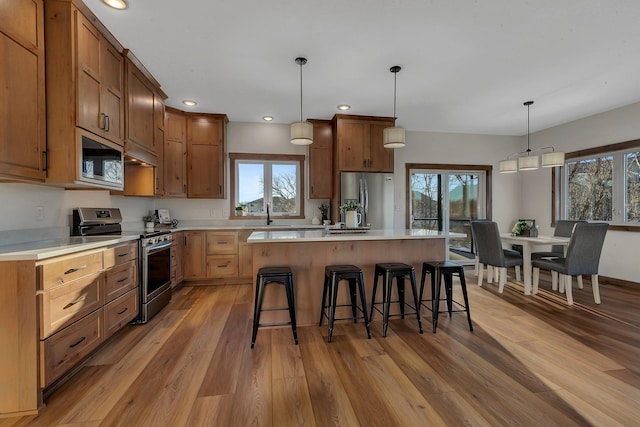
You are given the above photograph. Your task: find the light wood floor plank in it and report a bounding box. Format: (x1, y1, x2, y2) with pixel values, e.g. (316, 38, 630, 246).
(272, 377, 316, 427)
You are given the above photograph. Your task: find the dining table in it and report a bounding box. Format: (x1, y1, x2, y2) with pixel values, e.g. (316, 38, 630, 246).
(499, 233, 570, 295)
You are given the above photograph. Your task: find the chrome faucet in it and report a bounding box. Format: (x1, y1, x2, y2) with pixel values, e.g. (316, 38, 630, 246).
(266, 203, 273, 225)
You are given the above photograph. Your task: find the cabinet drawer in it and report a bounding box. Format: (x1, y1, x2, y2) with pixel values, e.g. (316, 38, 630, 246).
(206, 255, 238, 278)
(104, 241, 138, 268)
(38, 251, 103, 289)
(40, 309, 103, 387)
(104, 289, 138, 339)
(38, 272, 103, 339)
(105, 259, 137, 302)
(206, 232, 237, 255)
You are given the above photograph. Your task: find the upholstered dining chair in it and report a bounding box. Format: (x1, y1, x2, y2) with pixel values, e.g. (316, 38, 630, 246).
(531, 220, 586, 260)
(471, 221, 523, 293)
(532, 222, 608, 305)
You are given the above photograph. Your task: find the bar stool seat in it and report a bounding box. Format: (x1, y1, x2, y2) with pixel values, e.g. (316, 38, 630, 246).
(251, 266, 298, 349)
(369, 263, 423, 337)
(319, 264, 371, 342)
(420, 261, 473, 333)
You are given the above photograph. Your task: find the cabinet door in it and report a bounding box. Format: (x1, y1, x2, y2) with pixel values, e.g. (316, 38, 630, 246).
(183, 231, 205, 279)
(187, 115, 223, 146)
(308, 120, 333, 198)
(337, 119, 368, 171)
(368, 121, 394, 172)
(164, 138, 187, 197)
(75, 13, 103, 136)
(100, 41, 124, 144)
(187, 144, 224, 198)
(126, 62, 156, 161)
(0, 0, 46, 181)
(164, 109, 186, 197)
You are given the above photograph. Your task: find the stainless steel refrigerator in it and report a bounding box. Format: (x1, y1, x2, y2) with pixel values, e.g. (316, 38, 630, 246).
(340, 172, 394, 229)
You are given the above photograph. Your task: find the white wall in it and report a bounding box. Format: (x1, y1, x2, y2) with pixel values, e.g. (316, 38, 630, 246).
(521, 101, 640, 282)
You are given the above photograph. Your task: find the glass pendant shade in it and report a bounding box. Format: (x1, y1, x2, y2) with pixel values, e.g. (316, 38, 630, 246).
(518, 155, 539, 170)
(383, 126, 406, 148)
(499, 159, 518, 173)
(542, 151, 565, 167)
(290, 121, 313, 145)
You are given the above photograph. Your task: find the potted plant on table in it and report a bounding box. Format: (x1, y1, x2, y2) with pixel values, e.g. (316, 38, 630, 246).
(340, 201, 363, 228)
(142, 214, 155, 230)
(235, 204, 247, 216)
(318, 202, 329, 222)
(512, 219, 531, 236)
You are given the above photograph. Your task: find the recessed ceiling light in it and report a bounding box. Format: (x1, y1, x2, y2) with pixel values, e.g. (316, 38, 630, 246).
(337, 104, 351, 111)
(182, 100, 197, 107)
(103, 0, 127, 10)
(263, 116, 274, 121)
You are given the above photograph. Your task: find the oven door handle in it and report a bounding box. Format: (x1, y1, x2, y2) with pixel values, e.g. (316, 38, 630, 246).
(145, 240, 172, 255)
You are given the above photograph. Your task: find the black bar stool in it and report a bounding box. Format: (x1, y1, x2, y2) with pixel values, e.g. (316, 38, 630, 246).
(369, 263, 423, 337)
(251, 266, 298, 349)
(319, 265, 371, 343)
(420, 261, 473, 333)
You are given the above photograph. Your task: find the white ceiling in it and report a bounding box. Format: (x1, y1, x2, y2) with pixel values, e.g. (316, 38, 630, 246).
(84, 0, 640, 136)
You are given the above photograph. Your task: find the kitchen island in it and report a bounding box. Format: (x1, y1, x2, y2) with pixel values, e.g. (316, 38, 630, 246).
(247, 229, 452, 327)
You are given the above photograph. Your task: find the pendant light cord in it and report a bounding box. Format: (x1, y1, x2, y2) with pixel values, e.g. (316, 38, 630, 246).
(393, 71, 397, 119)
(299, 61, 303, 122)
(525, 100, 533, 154)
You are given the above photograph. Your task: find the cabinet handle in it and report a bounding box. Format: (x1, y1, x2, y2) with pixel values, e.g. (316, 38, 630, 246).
(183, 235, 187, 245)
(100, 113, 106, 130)
(64, 265, 87, 275)
(106, 115, 110, 132)
(117, 307, 128, 315)
(117, 252, 129, 257)
(69, 336, 87, 348)
(64, 295, 86, 308)
(42, 151, 48, 171)
(219, 185, 222, 195)
(117, 277, 128, 283)
(183, 184, 187, 193)
(217, 241, 228, 245)
(217, 264, 228, 268)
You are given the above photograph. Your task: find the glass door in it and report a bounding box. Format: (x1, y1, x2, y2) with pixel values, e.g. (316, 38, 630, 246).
(410, 169, 485, 262)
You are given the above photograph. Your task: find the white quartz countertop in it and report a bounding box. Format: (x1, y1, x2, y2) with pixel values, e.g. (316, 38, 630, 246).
(0, 235, 140, 261)
(0, 225, 325, 261)
(247, 228, 453, 243)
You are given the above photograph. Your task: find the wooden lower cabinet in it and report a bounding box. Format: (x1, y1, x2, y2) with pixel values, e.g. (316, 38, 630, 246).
(171, 231, 184, 287)
(40, 308, 103, 387)
(183, 231, 206, 280)
(103, 289, 138, 339)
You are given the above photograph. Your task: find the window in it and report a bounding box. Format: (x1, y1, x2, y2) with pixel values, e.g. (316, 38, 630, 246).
(230, 153, 305, 218)
(556, 139, 640, 230)
(407, 163, 491, 261)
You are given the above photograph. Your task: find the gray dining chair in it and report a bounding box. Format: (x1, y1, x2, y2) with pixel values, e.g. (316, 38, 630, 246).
(532, 222, 608, 305)
(471, 221, 523, 293)
(531, 220, 585, 260)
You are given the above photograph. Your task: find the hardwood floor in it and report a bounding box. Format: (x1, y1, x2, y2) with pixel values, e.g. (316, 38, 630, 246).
(2, 271, 639, 426)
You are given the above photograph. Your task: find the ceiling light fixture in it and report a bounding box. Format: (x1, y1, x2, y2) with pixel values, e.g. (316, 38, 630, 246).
(263, 116, 274, 121)
(383, 65, 405, 148)
(182, 100, 197, 107)
(102, 0, 127, 10)
(290, 57, 313, 145)
(337, 104, 351, 111)
(499, 101, 565, 173)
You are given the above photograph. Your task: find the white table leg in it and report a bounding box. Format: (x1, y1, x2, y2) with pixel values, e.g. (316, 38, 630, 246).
(522, 242, 532, 295)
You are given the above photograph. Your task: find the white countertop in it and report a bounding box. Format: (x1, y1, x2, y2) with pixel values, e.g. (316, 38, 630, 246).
(0, 235, 139, 261)
(247, 228, 452, 243)
(0, 225, 324, 261)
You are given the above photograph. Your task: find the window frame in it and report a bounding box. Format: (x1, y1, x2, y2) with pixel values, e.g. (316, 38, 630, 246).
(552, 138, 640, 232)
(229, 153, 306, 219)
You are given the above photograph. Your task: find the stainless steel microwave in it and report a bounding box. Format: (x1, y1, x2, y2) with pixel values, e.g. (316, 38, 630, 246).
(76, 128, 124, 190)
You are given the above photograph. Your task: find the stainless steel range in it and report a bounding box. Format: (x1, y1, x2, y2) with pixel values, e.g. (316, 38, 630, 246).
(72, 207, 173, 323)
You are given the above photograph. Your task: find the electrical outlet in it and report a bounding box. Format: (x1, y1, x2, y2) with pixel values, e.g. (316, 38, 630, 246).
(36, 206, 44, 221)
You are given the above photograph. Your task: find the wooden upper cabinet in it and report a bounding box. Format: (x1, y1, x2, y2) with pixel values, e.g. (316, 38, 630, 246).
(124, 50, 158, 165)
(75, 12, 124, 144)
(164, 108, 187, 197)
(334, 115, 394, 172)
(153, 89, 166, 195)
(308, 119, 333, 199)
(186, 113, 228, 198)
(0, 0, 46, 181)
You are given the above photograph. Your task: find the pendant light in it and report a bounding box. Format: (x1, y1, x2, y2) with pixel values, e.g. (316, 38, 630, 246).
(383, 65, 406, 148)
(518, 101, 539, 170)
(290, 57, 313, 145)
(499, 100, 565, 173)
